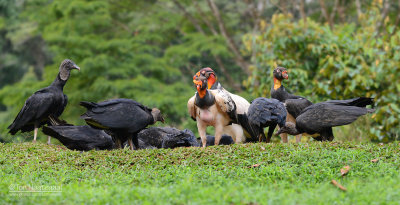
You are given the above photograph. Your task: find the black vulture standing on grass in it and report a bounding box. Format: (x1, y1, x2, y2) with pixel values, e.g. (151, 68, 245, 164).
(80, 99, 165, 150)
(276, 97, 375, 141)
(247, 98, 287, 142)
(202, 134, 234, 146)
(8, 59, 80, 144)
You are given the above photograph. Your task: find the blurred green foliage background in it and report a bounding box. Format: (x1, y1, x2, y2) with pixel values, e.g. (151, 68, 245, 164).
(0, 0, 398, 142)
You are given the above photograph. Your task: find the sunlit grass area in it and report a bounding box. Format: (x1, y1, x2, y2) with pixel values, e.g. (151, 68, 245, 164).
(1, 141, 399, 204)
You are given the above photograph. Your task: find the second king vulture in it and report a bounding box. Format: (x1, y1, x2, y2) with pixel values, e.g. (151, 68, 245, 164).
(188, 75, 245, 147)
(193, 68, 258, 142)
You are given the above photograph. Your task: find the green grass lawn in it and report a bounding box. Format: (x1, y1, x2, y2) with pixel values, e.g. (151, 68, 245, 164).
(0, 141, 399, 204)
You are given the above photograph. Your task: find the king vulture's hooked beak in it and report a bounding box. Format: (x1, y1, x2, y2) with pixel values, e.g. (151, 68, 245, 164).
(282, 70, 288, 79)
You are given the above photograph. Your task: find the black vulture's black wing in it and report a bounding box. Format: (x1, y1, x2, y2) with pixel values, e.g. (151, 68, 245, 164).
(248, 98, 287, 128)
(54, 94, 68, 117)
(285, 98, 313, 119)
(8, 88, 61, 134)
(296, 103, 373, 133)
(80, 99, 153, 132)
(43, 125, 114, 151)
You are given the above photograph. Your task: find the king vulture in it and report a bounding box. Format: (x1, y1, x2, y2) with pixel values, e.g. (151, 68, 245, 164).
(193, 68, 258, 142)
(270, 67, 312, 143)
(188, 75, 246, 147)
(8, 59, 80, 144)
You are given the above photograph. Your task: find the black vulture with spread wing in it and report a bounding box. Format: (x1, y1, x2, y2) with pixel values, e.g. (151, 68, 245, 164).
(277, 97, 375, 141)
(247, 98, 287, 142)
(43, 124, 199, 151)
(80, 99, 164, 150)
(42, 125, 114, 151)
(8, 59, 80, 144)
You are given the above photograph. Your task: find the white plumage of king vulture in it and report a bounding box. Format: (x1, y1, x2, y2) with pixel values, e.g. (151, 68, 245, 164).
(188, 75, 246, 147)
(191, 68, 258, 143)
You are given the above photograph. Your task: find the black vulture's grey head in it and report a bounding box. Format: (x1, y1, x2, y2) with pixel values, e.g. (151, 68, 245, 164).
(151, 108, 165, 124)
(59, 59, 80, 80)
(60, 59, 80, 71)
(276, 122, 299, 136)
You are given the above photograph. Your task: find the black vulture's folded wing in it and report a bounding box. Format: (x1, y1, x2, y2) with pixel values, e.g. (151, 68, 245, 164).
(297, 103, 374, 133)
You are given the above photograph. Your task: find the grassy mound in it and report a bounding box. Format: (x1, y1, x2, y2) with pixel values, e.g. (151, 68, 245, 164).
(1, 142, 399, 204)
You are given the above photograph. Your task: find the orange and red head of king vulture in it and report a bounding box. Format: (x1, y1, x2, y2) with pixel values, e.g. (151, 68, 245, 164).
(273, 67, 289, 80)
(193, 74, 208, 98)
(194, 67, 217, 89)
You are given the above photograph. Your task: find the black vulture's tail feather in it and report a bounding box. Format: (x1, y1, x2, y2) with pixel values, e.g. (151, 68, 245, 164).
(237, 114, 259, 141)
(79, 101, 98, 109)
(48, 116, 73, 126)
(7, 106, 30, 135)
(325, 97, 374, 107)
(8, 127, 18, 135)
(348, 97, 374, 107)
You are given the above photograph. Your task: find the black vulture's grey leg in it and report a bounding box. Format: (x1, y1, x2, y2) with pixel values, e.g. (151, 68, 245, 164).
(33, 126, 38, 143)
(295, 134, 302, 143)
(47, 136, 51, 145)
(115, 138, 122, 149)
(281, 134, 288, 143)
(128, 137, 134, 150)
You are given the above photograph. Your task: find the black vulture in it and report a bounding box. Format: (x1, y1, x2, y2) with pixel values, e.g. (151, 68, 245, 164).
(7, 59, 80, 144)
(202, 135, 234, 146)
(270, 67, 312, 143)
(135, 127, 200, 149)
(247, 98, 287, 143)
(42, 125, 114, 151)
(276, 97, 375, 141)
(80, 99, 164, 150)
(43, 125, 199, 151)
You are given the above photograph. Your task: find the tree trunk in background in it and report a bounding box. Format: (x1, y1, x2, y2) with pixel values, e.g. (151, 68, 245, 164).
(207, 0, 250, 75)
(376, 0, 390, 36)
(329, 0, 339, 26)
(390, 0, 400, 35)
(246, 0, 265, 64)
(337, 0, 346, 23)
(173, 0, 242, 91)
(319, 0, 334, 30)
(355, 0, 362, 18)
(298, 0, 307, 25)
(194, 2, 219, 35)
(279, 0, 288, 14)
